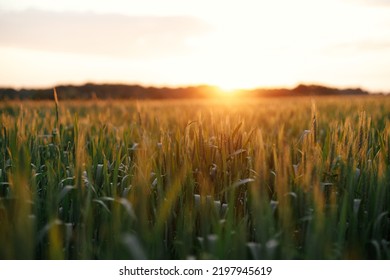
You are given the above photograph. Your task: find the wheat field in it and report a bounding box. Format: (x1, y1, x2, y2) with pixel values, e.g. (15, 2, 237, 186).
(0, 96, 389, 259)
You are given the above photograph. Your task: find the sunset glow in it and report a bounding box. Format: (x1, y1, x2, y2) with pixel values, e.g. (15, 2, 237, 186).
(0, 0, 390, 91)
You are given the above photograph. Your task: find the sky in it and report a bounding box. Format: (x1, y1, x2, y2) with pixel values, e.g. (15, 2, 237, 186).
(0, 0, 389, 92)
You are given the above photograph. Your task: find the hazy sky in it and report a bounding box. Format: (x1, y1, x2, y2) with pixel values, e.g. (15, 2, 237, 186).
(0, 0, 389, 91)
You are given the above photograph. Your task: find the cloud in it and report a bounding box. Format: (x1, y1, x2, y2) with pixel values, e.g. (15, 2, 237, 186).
(368, 0, 390, 5)
(347, 0, 390, 7)
(328, 40, 390, 54)
(0, 10, 211, 58)
(357, 41, 390, 51)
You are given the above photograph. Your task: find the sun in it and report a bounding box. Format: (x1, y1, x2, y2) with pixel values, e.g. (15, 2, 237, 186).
(220, 88, 239, 97)
(212, 79, 244, 96)
(213, 86, 240, 99)
(213, 80, 251, 97)
(213, 77, 247, 92)
(218, 84, 239, 93)
(211, 74, 259, 94)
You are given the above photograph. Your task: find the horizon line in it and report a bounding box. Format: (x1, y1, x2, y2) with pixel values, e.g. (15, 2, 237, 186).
(1, 81, 387, 94)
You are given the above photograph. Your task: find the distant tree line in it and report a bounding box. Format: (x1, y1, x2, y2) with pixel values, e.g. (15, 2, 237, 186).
(250, 84, 371, 97)
(0, 83, 372, 101)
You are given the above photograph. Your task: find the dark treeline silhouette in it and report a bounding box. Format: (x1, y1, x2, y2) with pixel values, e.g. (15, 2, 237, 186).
(0, 84, 217, 100)
(0, 83, 374, 101)
(248, 84, 372, 97)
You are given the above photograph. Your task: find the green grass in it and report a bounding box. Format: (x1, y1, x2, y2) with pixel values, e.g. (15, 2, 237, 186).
(0, 96, 389, 259)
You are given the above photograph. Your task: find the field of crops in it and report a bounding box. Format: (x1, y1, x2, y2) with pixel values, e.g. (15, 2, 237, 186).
(0, 96, 389, 259)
